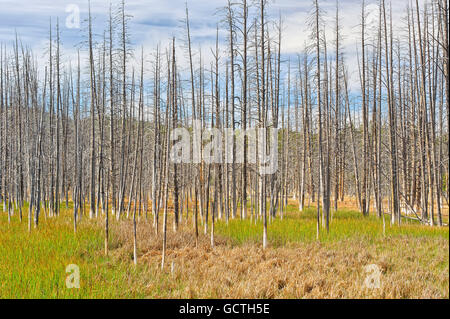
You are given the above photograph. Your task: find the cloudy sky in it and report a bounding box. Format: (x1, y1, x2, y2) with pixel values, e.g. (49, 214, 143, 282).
(0, 0, 423, 91)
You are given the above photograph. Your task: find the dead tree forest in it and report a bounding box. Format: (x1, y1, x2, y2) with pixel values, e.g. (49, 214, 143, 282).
(0, 0, 448, 265)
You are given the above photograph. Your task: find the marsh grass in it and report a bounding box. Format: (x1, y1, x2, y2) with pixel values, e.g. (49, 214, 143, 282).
(0, 206, 156, 298)
(0, 201, 448, 298)
(215, 205, 449, 246)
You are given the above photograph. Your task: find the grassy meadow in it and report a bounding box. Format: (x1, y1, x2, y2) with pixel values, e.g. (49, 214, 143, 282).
(0, 201, 448, 298)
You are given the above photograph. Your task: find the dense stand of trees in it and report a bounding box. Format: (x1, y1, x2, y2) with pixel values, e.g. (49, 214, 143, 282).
(0, 0, 448, 266)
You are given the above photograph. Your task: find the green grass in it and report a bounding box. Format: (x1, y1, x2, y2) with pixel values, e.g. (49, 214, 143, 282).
(0, 206, 159, 298)
(0, 202, 448, 298)
(215, 205, 449, 246)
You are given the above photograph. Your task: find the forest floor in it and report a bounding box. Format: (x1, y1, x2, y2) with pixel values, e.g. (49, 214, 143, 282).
(0, 200, 448, 298)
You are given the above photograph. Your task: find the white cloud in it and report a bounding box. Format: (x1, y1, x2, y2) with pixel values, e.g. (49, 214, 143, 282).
(0, 0, 428, 92)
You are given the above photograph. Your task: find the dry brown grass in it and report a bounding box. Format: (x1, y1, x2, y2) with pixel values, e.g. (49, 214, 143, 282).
(108, 216, 449, 299)
(300, 196, 449, 221)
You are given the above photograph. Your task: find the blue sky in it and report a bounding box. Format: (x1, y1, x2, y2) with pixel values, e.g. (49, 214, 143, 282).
(0, 0, 423, 92)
